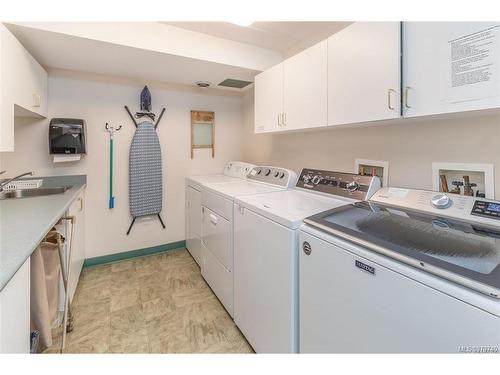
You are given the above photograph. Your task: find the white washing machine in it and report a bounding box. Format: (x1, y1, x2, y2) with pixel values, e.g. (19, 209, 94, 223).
(185, 161, 254, 265)
(233, 169, 381, 352)
(201, 166, 298, 317)
(300, 187, 500, 352)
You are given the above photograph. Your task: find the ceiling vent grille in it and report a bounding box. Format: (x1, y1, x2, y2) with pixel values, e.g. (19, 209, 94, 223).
(218, 79, 253, 89)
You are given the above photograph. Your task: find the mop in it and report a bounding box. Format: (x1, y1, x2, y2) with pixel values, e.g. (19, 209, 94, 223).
(105, 123, 122, 208)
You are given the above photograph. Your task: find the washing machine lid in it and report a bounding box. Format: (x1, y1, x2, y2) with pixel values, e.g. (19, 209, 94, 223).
(304, 201, 500, 298)
(185, 161, 255, 189)
(186, 174, 240, 189)
(236, 190, 354, 229)
(203, 180, 285, 200)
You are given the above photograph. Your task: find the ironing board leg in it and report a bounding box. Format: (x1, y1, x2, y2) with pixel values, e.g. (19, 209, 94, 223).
(126, 217, 136, 235)
(157, 214, 166, 229)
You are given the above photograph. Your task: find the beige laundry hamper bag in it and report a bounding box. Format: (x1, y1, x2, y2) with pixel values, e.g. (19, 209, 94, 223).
(30, 232, 62, 352)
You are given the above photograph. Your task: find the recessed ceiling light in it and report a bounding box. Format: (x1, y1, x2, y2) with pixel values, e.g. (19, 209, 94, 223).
(195, 81, 211, 88)
(229, 20, 254, 27)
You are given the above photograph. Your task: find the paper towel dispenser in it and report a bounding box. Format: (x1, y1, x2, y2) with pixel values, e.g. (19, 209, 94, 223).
(49, 118, 86, 155)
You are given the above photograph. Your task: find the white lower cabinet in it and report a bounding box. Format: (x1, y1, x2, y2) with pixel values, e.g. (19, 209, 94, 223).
(328, 22, 401, 126)
(67, 191, 85, 301)
(403, 22, 500, 118)
(0, 260, 30, 353)
(185, 185, 202, 266)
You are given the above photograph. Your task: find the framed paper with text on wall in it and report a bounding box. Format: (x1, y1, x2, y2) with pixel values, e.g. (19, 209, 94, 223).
(191, 111, 215, 159)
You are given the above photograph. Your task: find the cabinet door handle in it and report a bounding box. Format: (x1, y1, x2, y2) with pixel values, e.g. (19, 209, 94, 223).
(209, 213, 218, 226)
(278, 113, 281, 127)
(283, 113, 286, 127)
(387, 89, 396, 111)
(404, 86, 412, 108)
(79, 197, 84, 212)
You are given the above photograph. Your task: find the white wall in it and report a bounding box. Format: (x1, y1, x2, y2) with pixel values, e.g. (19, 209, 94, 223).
(1, 71, 244, 258)
(242, 88, 500, 199)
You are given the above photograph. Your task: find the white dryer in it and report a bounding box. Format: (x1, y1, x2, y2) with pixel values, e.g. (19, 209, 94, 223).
(185, 161, 254, 265)
(300, 187, 500, 352)
(233, 169, 381, 353)
(201, 166, 297, 318)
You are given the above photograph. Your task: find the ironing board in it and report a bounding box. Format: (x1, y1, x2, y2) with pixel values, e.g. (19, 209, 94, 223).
(125, 105, 166, 234)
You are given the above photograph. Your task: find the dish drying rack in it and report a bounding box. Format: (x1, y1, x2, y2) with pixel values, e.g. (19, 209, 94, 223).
(1, 179, 43, 191)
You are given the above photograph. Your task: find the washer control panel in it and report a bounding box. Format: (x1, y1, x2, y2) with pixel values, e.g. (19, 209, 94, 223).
(471, 200, 500, 219)
(296, 168, 381, 200)
(223, 161, 255, 178)
(247, 166, 298, 188)
(371, 187, 500, 226)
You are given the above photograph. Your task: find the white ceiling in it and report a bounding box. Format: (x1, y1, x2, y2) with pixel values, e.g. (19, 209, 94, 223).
(6, 23, 268, 91)
(6, 22, 352, 91)
(165, 22, 352, 55)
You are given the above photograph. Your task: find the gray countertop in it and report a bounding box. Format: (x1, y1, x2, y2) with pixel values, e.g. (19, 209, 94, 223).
(0, 175, 86, 291)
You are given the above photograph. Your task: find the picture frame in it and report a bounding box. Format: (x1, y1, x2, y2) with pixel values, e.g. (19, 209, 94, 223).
(190, 110, 215, 159)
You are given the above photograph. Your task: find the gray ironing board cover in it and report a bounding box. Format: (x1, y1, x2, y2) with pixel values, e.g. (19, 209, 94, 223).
(129, 121, 162, 217)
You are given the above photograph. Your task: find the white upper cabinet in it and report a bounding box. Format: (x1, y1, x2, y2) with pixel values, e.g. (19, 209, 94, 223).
(403, 22, 500, 118)
(283, 40, 328, 131)
(328, 22, 401, 126)
(0, 24, 47, 151)
(254, 62, 284, 133)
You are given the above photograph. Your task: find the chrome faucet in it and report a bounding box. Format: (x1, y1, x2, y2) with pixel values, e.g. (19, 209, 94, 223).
(0, 171, 34, 192)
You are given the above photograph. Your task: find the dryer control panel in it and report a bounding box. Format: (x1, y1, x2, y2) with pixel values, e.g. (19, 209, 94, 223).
(296, 169, 381, 200)
(247, 166, 298, 188)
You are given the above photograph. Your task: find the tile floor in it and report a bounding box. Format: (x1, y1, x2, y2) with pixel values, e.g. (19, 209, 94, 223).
(44, 248, 254, 354)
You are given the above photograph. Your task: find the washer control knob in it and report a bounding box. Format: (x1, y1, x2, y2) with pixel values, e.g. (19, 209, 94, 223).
(311, 175, 323, 185)
(302, 174, 312, 184)
(302, 241, 312, 255)
(280, 172, 285, 179)
(346, 181, 359, 192)
(264, 168, 271, 176)
(274, 171, 280, 177)
(431, 193, 452, 209)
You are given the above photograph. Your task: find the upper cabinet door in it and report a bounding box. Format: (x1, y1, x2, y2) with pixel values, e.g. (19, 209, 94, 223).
(403, 22, 500, 118)
(254, 62, 283, 133)
(283, 40, 328, 131)
(328, 22, 401, 126)
(0, 25, 48, 151)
